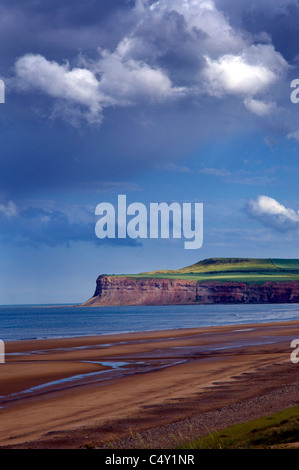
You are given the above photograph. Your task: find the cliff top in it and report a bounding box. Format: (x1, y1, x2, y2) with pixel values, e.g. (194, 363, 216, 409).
(111, 258, 299, 284)
(144, 258, 299, 275)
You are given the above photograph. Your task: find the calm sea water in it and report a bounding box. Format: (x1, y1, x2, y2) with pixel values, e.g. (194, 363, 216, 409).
(1, 303, 299, 342)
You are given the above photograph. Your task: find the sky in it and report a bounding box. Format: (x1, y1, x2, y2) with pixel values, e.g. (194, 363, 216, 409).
(1, 0, 299, 304)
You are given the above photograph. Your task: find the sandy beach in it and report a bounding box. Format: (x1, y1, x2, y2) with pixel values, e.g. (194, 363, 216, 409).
(0, 319, 299, 448)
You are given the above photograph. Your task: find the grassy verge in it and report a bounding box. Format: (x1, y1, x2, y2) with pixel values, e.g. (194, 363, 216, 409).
(179, 405, 299, 449)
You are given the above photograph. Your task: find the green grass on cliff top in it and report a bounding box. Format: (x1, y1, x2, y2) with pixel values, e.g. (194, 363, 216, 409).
(115, 258, 299, 284)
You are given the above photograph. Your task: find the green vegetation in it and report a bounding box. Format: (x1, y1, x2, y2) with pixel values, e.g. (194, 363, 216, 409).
(180, 405, 299, 449)
(115, 258, 299, 284)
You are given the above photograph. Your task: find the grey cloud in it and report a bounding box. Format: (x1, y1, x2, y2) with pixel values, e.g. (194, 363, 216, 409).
(0, 201, 142, 247)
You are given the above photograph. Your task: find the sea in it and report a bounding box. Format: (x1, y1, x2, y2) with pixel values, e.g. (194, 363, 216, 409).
(1, 303, 299, 342)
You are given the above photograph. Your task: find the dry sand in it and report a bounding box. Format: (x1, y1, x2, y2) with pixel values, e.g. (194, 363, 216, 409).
(0, 320, 299, 448)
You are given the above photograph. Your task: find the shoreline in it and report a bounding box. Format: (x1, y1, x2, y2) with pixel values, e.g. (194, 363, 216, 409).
(3, 315, 299, 344)
(2, 301, 299, 343)
(1, 319, 299, 448)
(5, 317, 299, 345)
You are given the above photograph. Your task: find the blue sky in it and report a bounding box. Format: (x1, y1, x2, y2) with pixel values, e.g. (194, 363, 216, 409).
(1, 0, 299, 304)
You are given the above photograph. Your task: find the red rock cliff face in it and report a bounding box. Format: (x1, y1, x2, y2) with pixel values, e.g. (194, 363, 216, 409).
(82, 275, 299, 306)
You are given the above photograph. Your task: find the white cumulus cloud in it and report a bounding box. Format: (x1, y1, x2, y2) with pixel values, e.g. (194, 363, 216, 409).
(0, 201, 17, 218)
(94, 50, 184, 104)
(15, 54, 105, 124)
(287, 130, 299, 142)
(245, 195, 299, 232)
(14, 51, 182, 124)
(202, 44, 287, 98)
(244, 98, 276, 116)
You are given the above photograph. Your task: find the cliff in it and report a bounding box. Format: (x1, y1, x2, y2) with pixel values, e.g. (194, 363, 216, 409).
(82, 258, 299, 307)
(83, 276, 299, 306)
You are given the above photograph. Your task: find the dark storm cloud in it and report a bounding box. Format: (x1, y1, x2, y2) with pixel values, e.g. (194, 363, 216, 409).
(216, 0, 299, 62)
(0, 201, 141, 247)
(3, 0, 131, 25)
(0, 0, 133, 72)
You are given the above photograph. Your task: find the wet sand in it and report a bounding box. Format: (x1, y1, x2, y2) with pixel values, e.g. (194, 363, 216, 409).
(0, 320, 299, 448)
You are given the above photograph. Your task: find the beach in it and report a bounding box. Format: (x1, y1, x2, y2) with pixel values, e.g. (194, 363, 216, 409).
(0, 319, 299, 448)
